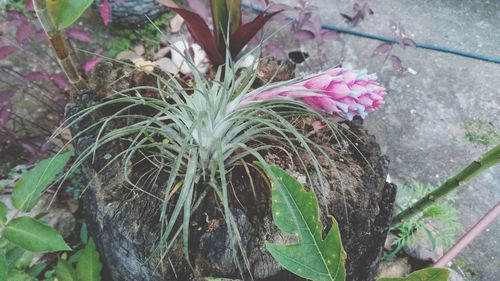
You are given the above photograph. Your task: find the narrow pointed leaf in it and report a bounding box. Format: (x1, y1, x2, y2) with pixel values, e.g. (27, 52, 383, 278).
(226, 0, 242, 35)
(211, 0, 229, 51)
(377, 268, 450, 281)
(230, 10, 281, 58)
(170, 7, 224, 66)
(3, 217, 71, 253)
(47, 0, 94, 29)
(261, 165, 346, 281)
(12, 151, 73, 211)
(76, 238, 102, 281)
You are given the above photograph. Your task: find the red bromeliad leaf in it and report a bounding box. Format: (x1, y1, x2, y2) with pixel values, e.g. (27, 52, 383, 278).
(230, 10, 281, 58)
(170, 7, 224, 66)
(84, 57, 103, 74)
(0, 45, 17, 60)
(67, 27, 92, 43)
(24, 71, 47, 82)
(187, 0, 209, 20)
(16, 21, 33, 44)
(0, 103, 12, 129)
(100, 0, 111, 26)
(293, 30, 315, 41)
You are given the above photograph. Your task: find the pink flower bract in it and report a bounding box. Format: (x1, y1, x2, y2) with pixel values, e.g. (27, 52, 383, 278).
(242, 68, 387, 121)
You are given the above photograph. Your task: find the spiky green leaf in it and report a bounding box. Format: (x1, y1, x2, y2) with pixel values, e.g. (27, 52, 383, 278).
(47, 0, 94, 29)
(12, 151, 72, 212)
(76, 238, 102, 281)
(262, 165, 346, 281)
(3, 217, 71, 253)
(377, 268, 450, 281)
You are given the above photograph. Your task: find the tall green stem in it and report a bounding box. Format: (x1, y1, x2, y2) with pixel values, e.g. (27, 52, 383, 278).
(33, 0, 88, 92)
(391, 144, 500, 227)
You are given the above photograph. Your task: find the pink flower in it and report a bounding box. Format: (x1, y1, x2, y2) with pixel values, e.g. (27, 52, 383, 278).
(241, 68, 387, 121)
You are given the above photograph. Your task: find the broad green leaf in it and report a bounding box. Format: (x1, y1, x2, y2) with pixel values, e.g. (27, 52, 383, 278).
(46, 0, 94, 29)
(12, 151, 72, 211)
(0, 202, 7, 226)
(3, 217, 71, 253)
(27, 262, 47, 277)
(377, 268, 450, 281)
(76, 238, 102, 281)
(7, 270, 35, 281)
(5, 245, 25, 269)
(56, 259, 77, 281)
(0, 252, 7, 281)
(261, 165, 346, 281)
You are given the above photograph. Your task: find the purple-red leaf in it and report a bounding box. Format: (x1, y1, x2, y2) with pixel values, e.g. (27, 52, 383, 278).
(16, 21, 33, 44)
(230, 10, 281, 58)
(0, 90, 15, 103)
(24, 71, 47, 82)
(84, 57, 103, 74)
(67, 27, 92, 43)
(0, 103, 12, 128)
(50, 73, 70, 90)
(402, 38, 416, 48)
(372, 42, 392, 57)
(0, 45, 17, 60)
(26, 0, 34, 11)
(293, 30, 315, 41)
(269, 3, 292, 11)
(264, 43, 287, 60)
(321, 30, 339, 40)
(100, 0, 111, 26)
(390, 55, 403, 74)
(170, 7, 224, 66)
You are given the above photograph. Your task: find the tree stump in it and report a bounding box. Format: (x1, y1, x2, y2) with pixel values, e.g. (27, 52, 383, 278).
(94, 0, 167, 26)
(70, 62, 396, 281)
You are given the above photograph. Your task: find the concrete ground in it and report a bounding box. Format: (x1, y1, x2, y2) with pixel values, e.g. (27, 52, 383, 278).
(275, 0, 499, 279)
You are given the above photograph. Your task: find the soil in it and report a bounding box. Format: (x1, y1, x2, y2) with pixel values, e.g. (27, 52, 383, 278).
(70, 60, 395, 281)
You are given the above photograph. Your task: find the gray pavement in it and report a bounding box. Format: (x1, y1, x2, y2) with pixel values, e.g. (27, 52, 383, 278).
(275, 0, 499, 279)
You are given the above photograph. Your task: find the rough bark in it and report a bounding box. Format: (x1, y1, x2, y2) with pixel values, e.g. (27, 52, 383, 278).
(70, 62, 396, 281)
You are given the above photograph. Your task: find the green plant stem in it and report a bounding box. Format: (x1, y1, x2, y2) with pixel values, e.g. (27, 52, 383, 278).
(391, 144, 500, 227)
(33, 0, 88, 92)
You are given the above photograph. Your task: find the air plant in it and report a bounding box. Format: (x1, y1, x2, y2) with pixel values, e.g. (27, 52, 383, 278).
(165, 0, 280, 67)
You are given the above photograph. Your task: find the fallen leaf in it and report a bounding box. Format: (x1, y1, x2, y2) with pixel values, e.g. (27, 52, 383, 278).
(156, 57, 179, 74)
(116, 50, 141, 61)
(134, 44, 145, 56)
(170, 14, 184, 33)
(155, 47, 171, 59)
